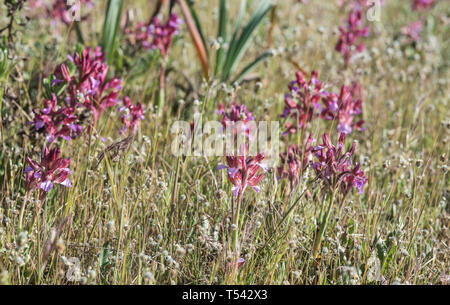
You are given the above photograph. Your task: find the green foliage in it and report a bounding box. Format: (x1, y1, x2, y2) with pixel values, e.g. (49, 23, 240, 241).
(188, 0, 273, 82)
(101, 0, 124, 64)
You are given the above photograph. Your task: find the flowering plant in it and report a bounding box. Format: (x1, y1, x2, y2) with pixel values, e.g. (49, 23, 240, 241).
(335, 8, 370, 68)
(277, 134, 314, 189)
(119, 96, 144, 135)
(217, 102, 255, 138)
(401, 20, 423, 42)
(412, 0, 436, 11)
(25, 147, 72, 200)
(310, 132, 367, 258)
(320, 82, 365, 134)
(217, 146, 267, 198)
(281, 71, 325, 136)
(125, 14, 183, 56)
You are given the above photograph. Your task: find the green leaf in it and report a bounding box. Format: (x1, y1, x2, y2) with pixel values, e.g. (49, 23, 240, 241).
(231, 50, 272, 83)
(229, 0, 247, 50)
(348, 219, 355, 235)
(214, 0, 228, 76)
(382, 245, 397, 275)
(101, 0, 123, 64)
(222, 0, 272, 81)
(99, 241, 111, 269)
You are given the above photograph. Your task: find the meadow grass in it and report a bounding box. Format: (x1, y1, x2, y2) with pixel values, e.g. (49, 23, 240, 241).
(0, 0, 448, 285)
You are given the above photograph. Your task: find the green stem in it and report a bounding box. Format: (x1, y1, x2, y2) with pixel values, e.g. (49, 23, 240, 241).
(312, 187, 336, 258)
(232, 192, 243, 252)
(158, 60, 166, 117)
(18, 193, 28, 231)
(74, 22, 85, 45)
(230, 192, 243, 283)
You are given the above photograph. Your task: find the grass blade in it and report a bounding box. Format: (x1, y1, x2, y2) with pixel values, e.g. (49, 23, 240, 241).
(231, 50, 272, 83)
(222, 0, 272, 81)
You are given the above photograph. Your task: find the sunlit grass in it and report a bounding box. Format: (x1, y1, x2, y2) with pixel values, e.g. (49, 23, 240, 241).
(0, 0, 448, 285)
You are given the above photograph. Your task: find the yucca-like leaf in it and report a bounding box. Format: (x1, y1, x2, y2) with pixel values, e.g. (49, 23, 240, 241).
(231, 50, 273, 83)
(101, 0, 123, 64)
(222, 0, 273, 81)
(214, 0, 227, 76)
(229, 0, 248, 52)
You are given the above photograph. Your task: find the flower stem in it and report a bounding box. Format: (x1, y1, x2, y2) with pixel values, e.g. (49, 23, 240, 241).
(158, 60, 166, 117)
(232, 192, 243, 252)
(230, 192, 243, 283)
(312, 187, 336, 258)
(18, 193, 28, 231)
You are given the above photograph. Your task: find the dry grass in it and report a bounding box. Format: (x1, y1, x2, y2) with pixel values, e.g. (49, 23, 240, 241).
(0, 0, 448, 285)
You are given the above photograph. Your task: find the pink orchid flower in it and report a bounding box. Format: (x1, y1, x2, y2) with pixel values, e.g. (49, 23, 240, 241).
(25, 147, 72, 200)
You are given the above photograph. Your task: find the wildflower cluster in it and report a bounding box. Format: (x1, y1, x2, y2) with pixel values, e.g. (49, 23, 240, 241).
(281, 72, 365, 137)
(312, 133, 367, 195)
(412, 0, 436, 11)
(29, 0, 93, 25)
(397, 0, 437, 45)
(320, 82, 365, 134)
(217, 145, 267, 198)
(26, 47, 144, 199)
(277, 76, 367, 191)
(277, 135, 314, 188)
(281, 71, 324, 136)
(119, 96, 144, 135)
(126, 14, 183, 57)
(217, 102, 255, 137)
(335, 7, 370, 68)
(60, 47, 122, 125)
(401, 21, 423, 42)
(25, 147, 72, 200)
(31, 93, 81, 143)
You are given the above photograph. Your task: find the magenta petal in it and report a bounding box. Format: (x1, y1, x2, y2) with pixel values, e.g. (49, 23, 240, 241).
(259, 163, 269, 173)
(231, 186, 239, 197)
(60, 178, 72, 188)
(228, 167, 239, 178)
(216, 164, 227, 171)
(40, 180, 54, 192)
(252, 186, 260, 193)
(35, 121, 45, 130)
(337, 124, 352, 134)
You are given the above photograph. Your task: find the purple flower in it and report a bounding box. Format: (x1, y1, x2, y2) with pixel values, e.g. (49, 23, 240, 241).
(48, 0, 93, 25)
(412, 0, 436, 11)
(125, 14, 182, 57)
(31, 94, 81, 143)
(217, 102, 255, 138)
(401, 20, 423, 42)
(281, 70, 324, 136)
(217, 145, 267, 197)
(25, 147, 72, 200)
(335, 8, 370, 68)
(312, 133, 367, 196)
(320, 82, 365, 135)
(63, 47, 122, 126)
(119, 96, 144, 135)
(277, 134, 314, 188)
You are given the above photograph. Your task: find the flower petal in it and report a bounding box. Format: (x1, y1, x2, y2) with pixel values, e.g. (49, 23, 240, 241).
(216, 164, 227, 171)
(40, 180, 54, 192)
